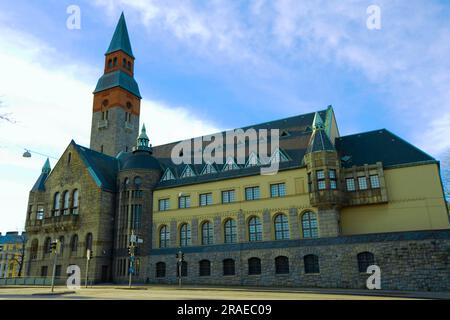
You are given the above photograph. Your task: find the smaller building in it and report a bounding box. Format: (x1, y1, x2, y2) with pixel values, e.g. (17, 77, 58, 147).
(0, 232, 27, 278)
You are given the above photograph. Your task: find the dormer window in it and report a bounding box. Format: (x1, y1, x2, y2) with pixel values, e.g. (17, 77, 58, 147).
(181, 165, 196, 178)
(222, 157, 239, 171)
(201, 163, 217, 175)
(161, 168, 175, 182)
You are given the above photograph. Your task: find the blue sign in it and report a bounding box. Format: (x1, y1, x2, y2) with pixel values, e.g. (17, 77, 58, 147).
(129, 267, 135, 274)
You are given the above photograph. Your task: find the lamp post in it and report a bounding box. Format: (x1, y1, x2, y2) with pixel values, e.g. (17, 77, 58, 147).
(22, 149, 57, 160)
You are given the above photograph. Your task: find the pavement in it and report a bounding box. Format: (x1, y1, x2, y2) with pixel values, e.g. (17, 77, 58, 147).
(0, 284, 449, 300)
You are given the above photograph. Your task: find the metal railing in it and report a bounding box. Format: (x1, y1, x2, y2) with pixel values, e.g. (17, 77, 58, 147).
(0, 277, 67, 286)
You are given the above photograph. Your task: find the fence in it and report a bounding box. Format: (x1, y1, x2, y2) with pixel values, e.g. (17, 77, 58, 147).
(0, 277, 68, 286)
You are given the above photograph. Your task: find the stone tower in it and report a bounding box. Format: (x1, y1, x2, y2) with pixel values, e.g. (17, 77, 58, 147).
(90, 13, 142, 157)
(304, 112, 343, 237)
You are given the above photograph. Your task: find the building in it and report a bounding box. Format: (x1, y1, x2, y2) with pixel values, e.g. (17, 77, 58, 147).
(0, 232, 26, 278)
(24, 13, 450, 291)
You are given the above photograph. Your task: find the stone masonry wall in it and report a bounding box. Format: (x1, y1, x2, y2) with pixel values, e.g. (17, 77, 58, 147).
(146, 230, 450, 292)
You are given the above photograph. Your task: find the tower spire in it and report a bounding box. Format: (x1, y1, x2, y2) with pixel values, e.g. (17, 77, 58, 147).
(134, 124, 152, 153)
(106, 12, 134, 58)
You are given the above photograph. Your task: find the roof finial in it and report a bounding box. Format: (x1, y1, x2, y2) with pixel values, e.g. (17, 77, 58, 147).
(134, 123, 152, 153)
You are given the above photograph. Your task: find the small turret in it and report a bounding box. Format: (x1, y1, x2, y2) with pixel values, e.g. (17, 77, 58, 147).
(31, 158, 51, 191)
(134, 123, 153, 153)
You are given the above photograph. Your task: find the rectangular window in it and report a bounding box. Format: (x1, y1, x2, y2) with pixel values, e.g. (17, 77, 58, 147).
(158, 199, 170, 211)
(36, 206, 44, 220)
(199, 193, 213, 206)
(316, 170, 326, 190)
(222, 190, 236, 204)
(346, 178, 356, 191)
(329, 169, 337, 190)
(178, 196, 191, 209)
(307, 172, 312, 192)
(358, 176, 368, 190)
(370, 175, 380, 188)
(245, 186, 260, 201)
(270, 183, 286, 198)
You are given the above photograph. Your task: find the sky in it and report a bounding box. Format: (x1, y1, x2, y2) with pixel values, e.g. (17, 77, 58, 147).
(0, 0, 450, 233)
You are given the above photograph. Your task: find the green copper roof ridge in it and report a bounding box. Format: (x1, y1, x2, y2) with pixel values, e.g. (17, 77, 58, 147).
(105, 12, 134, 58)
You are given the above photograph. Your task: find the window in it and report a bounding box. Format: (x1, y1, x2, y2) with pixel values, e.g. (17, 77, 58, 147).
(131, 205, 142, 230)
(199, 193, 213, 206)
(370, 175, 380, 188)
(161, 169, 175, 182)
(316, 170, 326, 190)
(159, 199, 170, 211)
(224, 219, 237, 244)
(59, 236, 65, 255)
(201, 221, 213, 245)
(36, 206, 44, 220)
(269, 148, 289, 163)
(201, 163, 217, 175)
(275, 256, 289, 274)
(274, 214, 289, 240)
(346, 178, 356, 191)
(301, 211, 318, 239)
(113, 57, 117, 66)
(41, 266, 48, 277)
(176, 261, 188, 277)
(159, 226, 170, 248)
(178, 196, 191, 209)
(85, 233, 93, 253)
(72, 190, 79, 215)
(223, 259, 235, 276)
(358, 176, 368, 190)
(44, 237, 52, 254)
(180, 224, 191, 247)
(127, 61, 131, 70)
(181, 165, 196, 178)
(67, 152, 72, 164)
(122, 58, 127, 68)
(108, 59, 112, 68)
(248, 257, 261, 275)
(248, 217, 262, 242)
(30, 239, 38, 260)
(70, 235, 78, 253)
(307, 172, 312, 192)
(222, 190, 236, 204)
(357, 252, 375, 273)
(304, 254, 320, 274)
(53, 192, 60, 216)
(199, 260, 211, 276)
(223, 157, 239, 171)
(245, 186, 260, 201)
(270, 183, 286, 198)
(246, 153, 260, 167)
(156, 262, 166, 278)
(62, 191, 70, 215)
(329, 169, 337, 190)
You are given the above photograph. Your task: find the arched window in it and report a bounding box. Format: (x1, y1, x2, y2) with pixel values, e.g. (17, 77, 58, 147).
(123, 178, 130, 190)
(122, 58, 127, 67)
(176, 261, 188, 277)
(127, 61, 131, 70)
(108, 59, 112, 68)
(30, 239, 39, 260)
(248, 257, 261, 275)
(223, 259, 235, 276)
(62, 191, 70, 215)
(53, 192, 60, 216)
(159, 225, 170, 248)
(180, 223, 191, 247)
(44, 237, 52, 255)
(304, 254, 320, 274)
(199, 260, 211, 276)
(275, 256, 289, 274)
(274, 214, 289, 240)
(113, 57, 118, 66)
(134, 176, 142, 187)
(72, 189, 79, 215)
(156, 262, 166, 278)
(302, 211, 318, 239)
(85, 233, 93, 253)
(201, 221, 213, 245)
(59, 236, 65, 255)
(70, 234, 78, 253)
(248, 217, 262, 242)
(357, 252, 375, 273)
(224, 219, 237, 244)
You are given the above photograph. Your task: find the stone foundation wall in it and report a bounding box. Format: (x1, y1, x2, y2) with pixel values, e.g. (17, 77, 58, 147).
(145, 230, 450, 291)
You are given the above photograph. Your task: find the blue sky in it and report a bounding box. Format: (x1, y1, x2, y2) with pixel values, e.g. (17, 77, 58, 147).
(0, 0, 449, 233)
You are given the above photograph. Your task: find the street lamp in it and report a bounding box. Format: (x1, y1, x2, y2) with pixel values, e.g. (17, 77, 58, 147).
(22, 148, 57, 160)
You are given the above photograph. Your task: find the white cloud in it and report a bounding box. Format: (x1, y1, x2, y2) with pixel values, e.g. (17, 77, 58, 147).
(0, 23, 220, 233)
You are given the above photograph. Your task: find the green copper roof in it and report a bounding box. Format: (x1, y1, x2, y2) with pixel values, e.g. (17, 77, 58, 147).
(312, 112, 325, 130)
(106, 12, 134, 58)
(42, 158, 51, 174)
(31, 159, 51, 192)
(93, 70, 141, 98)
